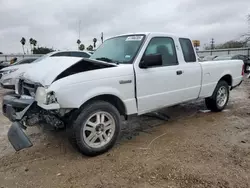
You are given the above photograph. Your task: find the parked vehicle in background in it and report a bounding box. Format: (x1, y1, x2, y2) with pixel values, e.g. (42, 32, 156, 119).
(12, 58, 37, 65)
(0, 61, 11, 70)
(214, 55, 250, 73)
(2, 32, 243, 156)
(202, 55, 218, 61)
(0, 51, 91, 89)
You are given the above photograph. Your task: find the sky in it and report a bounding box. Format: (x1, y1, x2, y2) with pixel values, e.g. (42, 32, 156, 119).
(0, 0, 249, 53)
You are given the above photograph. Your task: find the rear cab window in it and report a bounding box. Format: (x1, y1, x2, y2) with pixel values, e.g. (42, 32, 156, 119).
(51, 52, 71, 57)
(179, 38, 196, 63)
(70, 52, 90, 58)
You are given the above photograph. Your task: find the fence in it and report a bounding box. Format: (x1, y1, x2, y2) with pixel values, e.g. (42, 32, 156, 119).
(0, 54, 43, 63)
(197, 48, 250, 57)
(1, 48, 250, 62)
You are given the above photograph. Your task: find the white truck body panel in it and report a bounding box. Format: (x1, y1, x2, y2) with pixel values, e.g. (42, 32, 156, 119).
(48, 64, 137, 114)
(199, 60, 243, 98)
(19, 32, 243, 116)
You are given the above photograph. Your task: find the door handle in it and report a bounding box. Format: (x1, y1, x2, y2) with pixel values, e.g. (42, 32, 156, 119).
(176, 70, 183, 75)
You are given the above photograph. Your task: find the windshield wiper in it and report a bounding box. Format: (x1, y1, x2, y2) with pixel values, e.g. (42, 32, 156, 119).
(95, 57, 120, 65)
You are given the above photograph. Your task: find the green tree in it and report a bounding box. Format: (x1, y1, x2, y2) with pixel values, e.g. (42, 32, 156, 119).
(79, 44, 85, 51)
(20, 37, 26, 54)
(216, 41, 245, 49)
(33, 47, 54, 54)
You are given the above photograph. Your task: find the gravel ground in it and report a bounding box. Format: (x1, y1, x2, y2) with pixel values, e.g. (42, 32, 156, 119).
(0, 78, 250, 188)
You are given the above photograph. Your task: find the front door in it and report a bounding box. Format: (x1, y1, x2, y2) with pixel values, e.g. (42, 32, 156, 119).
(134, 36, 184, 114)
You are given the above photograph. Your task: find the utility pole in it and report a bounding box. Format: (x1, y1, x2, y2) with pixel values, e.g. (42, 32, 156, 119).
(210, 38, 215, 50)
(101, 32, 103, 43)
(78, 20, 81, 40)
(77, 20, 81, 50)
(210, 38, 215, 55)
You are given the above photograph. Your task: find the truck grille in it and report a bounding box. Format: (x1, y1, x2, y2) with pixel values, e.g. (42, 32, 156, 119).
(19, 79, 40, 97)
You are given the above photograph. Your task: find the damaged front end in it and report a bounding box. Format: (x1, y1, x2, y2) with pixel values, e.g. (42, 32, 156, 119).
(3, 90, 65, 151)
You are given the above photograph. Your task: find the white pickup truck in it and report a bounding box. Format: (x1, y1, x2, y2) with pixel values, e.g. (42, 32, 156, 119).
(3, 32, 243, 156)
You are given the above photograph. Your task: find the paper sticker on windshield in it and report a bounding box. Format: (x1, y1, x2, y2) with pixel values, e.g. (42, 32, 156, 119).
(126, 36, 143, 41)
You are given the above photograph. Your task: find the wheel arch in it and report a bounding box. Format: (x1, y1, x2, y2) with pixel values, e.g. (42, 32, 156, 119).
(218, 74, 232, 86)
(80, 94, 127, 116)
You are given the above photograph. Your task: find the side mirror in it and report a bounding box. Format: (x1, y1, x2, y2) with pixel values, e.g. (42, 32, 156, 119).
(139, 54, 162, 68)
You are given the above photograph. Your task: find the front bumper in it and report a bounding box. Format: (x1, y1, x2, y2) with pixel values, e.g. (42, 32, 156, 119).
(2, 94, 35, 151)
(8, 122, 33, 151)
(3, 93, 64, 152)
(2, 94, 34, 120)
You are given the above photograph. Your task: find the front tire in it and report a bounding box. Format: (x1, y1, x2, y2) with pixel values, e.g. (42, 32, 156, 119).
(205, 80, 229, 112)
(71, 101, 121, 156)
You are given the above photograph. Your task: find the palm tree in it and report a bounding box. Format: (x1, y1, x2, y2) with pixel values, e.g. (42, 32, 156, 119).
(93, 38, 97, 48)
(33, 39, 37, 48)
(79, 44, 85, 51)
(77, 39, 81, 49)
(29, 38, 34, 54)
(20, 37, 26, 54)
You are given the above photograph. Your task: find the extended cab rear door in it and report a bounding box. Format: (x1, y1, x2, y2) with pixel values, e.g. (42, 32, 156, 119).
(133, 34, 202, 115)
(177, 38, 202, 100)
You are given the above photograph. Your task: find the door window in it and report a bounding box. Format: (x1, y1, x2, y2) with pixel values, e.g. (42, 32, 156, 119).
(144, 37, 178, 66)
(179, 38, 196, 62)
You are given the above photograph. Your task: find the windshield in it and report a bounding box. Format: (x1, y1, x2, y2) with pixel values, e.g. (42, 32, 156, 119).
(12, 58, 37, 65)
(31, 52, 55, 63)
(90, 35, 145, 64)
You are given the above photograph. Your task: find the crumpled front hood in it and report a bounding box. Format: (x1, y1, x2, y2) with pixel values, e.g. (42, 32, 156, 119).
(23, 56, 116, 86)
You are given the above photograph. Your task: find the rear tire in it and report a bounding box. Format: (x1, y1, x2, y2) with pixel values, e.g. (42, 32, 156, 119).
(205, 80, 229, 112)
(71, 101, 121, 156)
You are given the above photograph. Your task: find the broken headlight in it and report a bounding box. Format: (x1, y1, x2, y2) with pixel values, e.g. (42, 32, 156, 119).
(36, 87, 57, 105)
(45, 91, 57, 104)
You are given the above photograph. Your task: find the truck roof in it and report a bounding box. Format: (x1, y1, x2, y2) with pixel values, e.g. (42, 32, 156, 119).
(109, 32, 189, 40)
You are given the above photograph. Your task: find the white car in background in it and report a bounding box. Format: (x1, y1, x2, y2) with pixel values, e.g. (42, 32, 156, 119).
(0, 51, 92, 89)
(0, 58, 37, 89)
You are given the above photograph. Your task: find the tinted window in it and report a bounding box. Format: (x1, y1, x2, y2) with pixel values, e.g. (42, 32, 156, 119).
(13, 58, 36, 65)
(71, 52, 90, 58)
(51, 52, 71, 57)
(179, 38, 196, 62)
(144, 37, 178, 66)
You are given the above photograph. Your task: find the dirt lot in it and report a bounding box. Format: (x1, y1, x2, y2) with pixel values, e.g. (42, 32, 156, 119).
(0, 78, 250, 188)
